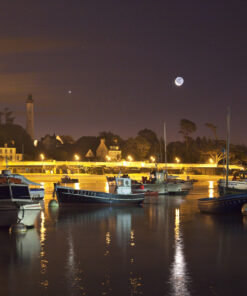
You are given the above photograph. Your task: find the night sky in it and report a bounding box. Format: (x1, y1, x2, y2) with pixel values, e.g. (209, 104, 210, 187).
(1, 1, 247, 143)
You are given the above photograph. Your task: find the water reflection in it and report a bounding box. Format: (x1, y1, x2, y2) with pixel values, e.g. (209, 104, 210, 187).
(0, 228, 40, 265)
(40, 210, 48, 288)
(55, 206, 144, 295)
(208, 181, 215, 198)
(169, 209, 191, 296)
(66, 231, 86, 294)
(116, 213, 131, 248)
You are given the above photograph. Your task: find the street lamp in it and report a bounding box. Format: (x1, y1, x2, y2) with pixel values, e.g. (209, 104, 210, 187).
(150, 156, 155, 163)
(106, 155, 111, 161)
(127, 155, 133, 162)
(209, 158, 214, 164)
(74, 154, 80, 161)
(175, 157, 180, 163)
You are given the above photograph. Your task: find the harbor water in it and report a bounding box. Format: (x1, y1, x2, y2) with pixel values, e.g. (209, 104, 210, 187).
(1, 174, 247, 296)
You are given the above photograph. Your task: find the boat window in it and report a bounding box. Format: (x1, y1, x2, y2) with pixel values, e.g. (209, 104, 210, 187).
(0, 186, 11, 199)
(117, 180, 123, 187)
(11, 186, 30, 199)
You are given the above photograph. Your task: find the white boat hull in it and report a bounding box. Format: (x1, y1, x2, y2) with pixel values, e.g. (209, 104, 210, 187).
(142, 183, 168, 194)
(218, 179, 247, 190)
(167, 182, 183, 193)
(0, 208, 41, 227)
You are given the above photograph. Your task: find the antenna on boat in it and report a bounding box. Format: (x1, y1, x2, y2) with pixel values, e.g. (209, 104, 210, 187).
(226, 107, 231, 188)
(164, 122, 167, 179)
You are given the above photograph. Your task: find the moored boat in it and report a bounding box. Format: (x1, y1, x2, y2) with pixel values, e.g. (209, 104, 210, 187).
(54, 176, 145, 205)
(218, 171, 247, 196)
(0, 170, 44, 200)
(0, 173, 41, 227)
(61, 175, 79, 184)
(198, 193, 247, 214)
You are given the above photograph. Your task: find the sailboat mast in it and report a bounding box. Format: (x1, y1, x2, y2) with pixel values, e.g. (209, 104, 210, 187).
(164, 122, 167, 172)
(226, 107, 230, 187)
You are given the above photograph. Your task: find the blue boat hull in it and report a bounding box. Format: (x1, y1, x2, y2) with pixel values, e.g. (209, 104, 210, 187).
(198, 194, 247, 214)
(55, 185, 145, 205)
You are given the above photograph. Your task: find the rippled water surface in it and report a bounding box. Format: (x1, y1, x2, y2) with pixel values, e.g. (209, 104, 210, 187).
(1, 174, 247, 296)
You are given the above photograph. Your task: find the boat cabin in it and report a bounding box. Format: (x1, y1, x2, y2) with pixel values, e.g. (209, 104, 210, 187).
(0, 170, 32, 202)
(232, 171, 247, 181)
(107, 176, 132, 195)
(148, 170, 165, 184)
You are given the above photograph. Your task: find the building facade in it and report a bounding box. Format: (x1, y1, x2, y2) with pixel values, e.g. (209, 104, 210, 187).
(0, 144, 23, 161)
(108, 145, 122, 161)
(96, 139, 108, 161)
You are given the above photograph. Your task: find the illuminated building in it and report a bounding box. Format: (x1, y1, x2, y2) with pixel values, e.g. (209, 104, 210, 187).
(0, 143, 23, 161)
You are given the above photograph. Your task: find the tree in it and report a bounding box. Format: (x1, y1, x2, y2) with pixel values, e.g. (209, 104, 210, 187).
(122, 136, 151, 160)
(98, 131, 123, 147)
(0, 123, 34, 159)
(137, 129, 160, 159)
(179, 119, 197, 162)
(4, 108, 15, 124)
(179, 119, 197, 139)
(134, 135, 151, 160)
(205, 123, 218, 140)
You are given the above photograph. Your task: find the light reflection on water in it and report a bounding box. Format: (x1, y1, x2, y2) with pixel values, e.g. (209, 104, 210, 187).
(40, 210, 49, 288)
(2, 175, 247, 295)
(169, 208, 191, 296)
(208, 181, 215, 198)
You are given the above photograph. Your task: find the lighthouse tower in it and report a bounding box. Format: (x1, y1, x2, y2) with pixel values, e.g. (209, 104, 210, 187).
(26, 94, 34, 140)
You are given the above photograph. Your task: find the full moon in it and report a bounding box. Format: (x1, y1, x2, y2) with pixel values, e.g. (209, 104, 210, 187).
(175, 77, 184, 86)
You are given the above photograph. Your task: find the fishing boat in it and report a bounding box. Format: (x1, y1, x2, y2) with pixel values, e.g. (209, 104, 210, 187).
(197, 108, 247, 214)
(0, 171, 41, 227)
(54, 175, 145, 205)
(0, 170, 44, 200)
(132, 170, 183, 195)
(0, 180, 41, 211)
(218, 171, 247, 195)
(198, 193, 247, 214)
(133, 171, 168, 194)
(167, 175, 194, 191)
(61, 175, 79, 183)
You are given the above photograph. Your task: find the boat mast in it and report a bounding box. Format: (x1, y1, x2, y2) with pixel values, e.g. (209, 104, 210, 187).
(226, 107, 230, 187)
(164, 122, 167, 179)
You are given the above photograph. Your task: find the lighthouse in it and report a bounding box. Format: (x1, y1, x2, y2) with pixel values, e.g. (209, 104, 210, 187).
(26, 94, 34, 140)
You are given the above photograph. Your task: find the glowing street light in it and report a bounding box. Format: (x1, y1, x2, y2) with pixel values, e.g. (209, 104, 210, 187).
(40, 154, 45, 161)
(74, 154, 80, 161)
(209, 158, 214, 164)
(150, 156, 155, 163)
(106, 155, 111, 161)
(175, 157, 180, 163)
(127, 155, 133, 162)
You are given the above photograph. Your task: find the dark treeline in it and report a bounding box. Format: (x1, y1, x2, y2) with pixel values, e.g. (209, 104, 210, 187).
(1, 116, 247, 164)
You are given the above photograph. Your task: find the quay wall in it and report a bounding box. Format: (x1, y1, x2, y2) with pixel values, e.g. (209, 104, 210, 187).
(1, 160, 243, 175)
